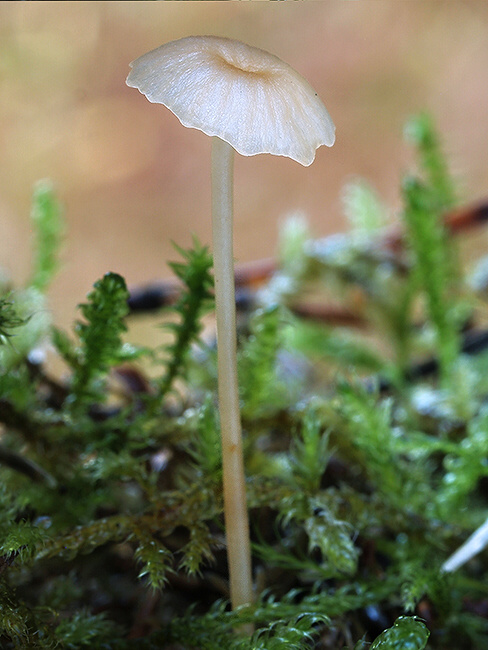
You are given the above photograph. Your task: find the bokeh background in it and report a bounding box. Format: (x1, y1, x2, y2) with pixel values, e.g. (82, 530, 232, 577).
(1, 1, 487, 333)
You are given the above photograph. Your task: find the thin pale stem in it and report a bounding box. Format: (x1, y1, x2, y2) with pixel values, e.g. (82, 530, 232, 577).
(211, 136, 253, 614)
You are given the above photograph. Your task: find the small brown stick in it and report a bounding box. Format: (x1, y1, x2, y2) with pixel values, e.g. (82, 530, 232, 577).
(127, 200, 488, 326)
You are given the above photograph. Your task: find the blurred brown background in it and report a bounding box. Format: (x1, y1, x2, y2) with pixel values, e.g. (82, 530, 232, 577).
(1, 1, 487, 333)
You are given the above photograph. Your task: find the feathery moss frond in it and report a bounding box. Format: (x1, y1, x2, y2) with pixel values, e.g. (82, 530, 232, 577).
(234, 612, 328, 650)
(0, 520, 48, 565)
(239, 304, 288, 417)
(289, 404, 331, 493)
(179, 521, 216, 576)
(342, 177, 389, 235)
(279, 492, 358, 577)
(70, 272, 130, 405)
(29, 180, 64, 293)
(402, 177, 461, 384)
(404, 112, 457, 212)
(186, 396, 222, 482)
(134, 529, 174, 591)
(159, 238, 214, 397)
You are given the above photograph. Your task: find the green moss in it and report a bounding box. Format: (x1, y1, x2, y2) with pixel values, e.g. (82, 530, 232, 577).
(1, 115, 488, 648)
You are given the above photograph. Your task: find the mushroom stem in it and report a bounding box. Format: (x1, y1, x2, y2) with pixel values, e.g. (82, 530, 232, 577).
(211, 136, 254, 613)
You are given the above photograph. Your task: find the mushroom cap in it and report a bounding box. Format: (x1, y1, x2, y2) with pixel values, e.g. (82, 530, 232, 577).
(127, 35, 335, 166)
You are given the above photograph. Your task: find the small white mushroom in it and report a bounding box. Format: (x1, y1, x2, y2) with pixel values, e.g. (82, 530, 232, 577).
(127, 35, 335, 613)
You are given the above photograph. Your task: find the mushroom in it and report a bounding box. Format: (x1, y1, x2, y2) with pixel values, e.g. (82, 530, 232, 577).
(126, 35, 335, 613)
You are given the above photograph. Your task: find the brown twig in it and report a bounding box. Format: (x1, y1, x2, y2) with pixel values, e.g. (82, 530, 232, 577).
(127, 200, 488, 327)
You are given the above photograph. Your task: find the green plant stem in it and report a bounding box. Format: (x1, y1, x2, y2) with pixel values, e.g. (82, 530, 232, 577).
(211, 136, 253, 615)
